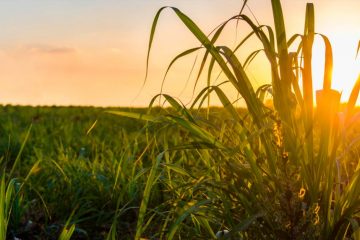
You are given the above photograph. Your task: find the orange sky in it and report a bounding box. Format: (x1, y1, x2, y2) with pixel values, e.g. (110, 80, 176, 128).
(0, 1, 359, 106)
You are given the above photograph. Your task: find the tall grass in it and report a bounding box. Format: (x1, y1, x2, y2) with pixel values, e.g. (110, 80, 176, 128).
(0, 176, 16, 240)
(112, 0, 360, 238)
(0, 125, 42, 239)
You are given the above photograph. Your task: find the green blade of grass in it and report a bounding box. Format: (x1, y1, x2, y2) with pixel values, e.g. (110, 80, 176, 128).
(0, 175, 8, 240)
(301, 3, 315, 176)
(239, 0, 248, 15)
(86, 119, 98, 135)
(161, 47, 202, 95)
(317, 34, 333, 90)
(243, 49, 263, 69)
(168, 115, 225, 149)
(346, 74, 360, 123)
(107, 111, 162, 123)
(271, 0, 293, 100)
(271, 0, 288, 54)
(194, 23, 227, 93)
(302, 2, 314, 108)
(218, 46, 261, 122)
(0, 177, 19, 240)
(9, 124, 32, 179)
(162, 163, 193, 178)
(227, 212, 264, 238)
(135, 152, 164, 240)
(167, 8, 241, 95)
(144, 6, 168, 84)
(167, 199, 211, 239)
(58, 224, 76, 240)
(163, 94, 195, 122)
(58, 210, 76, 240)
(212, 86, 242, 122)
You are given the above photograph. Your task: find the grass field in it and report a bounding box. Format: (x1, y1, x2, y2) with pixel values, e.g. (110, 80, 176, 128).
(1, 106, 151, 239)
(1, 104, 360, 239)
(2, 0, 360, 239)
(0, 105, 248, 239)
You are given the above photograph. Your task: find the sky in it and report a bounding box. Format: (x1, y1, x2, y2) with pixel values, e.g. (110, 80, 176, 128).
(0, 0, 359, 107)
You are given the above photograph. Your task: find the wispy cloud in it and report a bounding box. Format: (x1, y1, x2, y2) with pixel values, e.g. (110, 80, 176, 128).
(109, 48, 122, 54)
(20, 44, 76, 55)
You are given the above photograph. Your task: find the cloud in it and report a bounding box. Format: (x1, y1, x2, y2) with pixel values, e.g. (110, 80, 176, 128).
(109, 48, 122, 54)
(20, 44, 76, 55)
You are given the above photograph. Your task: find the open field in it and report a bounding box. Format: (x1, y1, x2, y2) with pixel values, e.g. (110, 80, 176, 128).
(1, 105, 360, 239)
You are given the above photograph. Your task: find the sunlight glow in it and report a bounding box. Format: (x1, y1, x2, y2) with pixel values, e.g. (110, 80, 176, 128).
(312, 36, 360, 103)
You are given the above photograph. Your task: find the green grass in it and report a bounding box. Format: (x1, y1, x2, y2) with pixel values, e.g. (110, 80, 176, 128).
(0, 106, 163, 239)
(0, 106, 234, 238)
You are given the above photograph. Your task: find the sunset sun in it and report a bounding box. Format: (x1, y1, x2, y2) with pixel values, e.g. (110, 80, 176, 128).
(311, 36, 360, 103)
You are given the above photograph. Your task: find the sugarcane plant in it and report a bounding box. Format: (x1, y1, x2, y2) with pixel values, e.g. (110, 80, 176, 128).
(111, 0, 360, 239)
